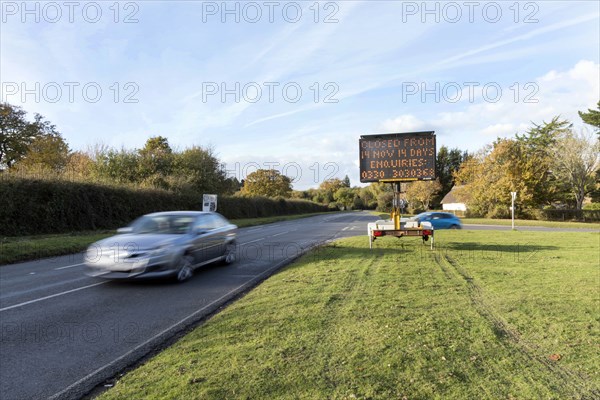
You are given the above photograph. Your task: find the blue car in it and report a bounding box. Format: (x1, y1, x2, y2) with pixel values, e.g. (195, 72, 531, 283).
(410, 212, 462, 229)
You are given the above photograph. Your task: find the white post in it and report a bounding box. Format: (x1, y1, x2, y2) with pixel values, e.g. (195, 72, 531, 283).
(510, 191, 517, 230)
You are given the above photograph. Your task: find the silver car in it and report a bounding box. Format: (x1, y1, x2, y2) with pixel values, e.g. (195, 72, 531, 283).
(85, 211, 237, 282)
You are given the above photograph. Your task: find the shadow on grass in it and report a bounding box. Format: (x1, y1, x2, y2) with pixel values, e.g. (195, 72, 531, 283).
(291, 238, 559, 267)
(438, 241, 558, 253)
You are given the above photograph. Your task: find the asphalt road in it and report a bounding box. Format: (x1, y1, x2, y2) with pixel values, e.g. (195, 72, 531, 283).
(0, 212, 374, 400)
(1, 212, 597, 400)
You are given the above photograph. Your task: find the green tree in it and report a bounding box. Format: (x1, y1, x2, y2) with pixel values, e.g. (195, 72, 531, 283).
(342, 175, 351, 188)
(334, 187, 356, 209)
(359, 186, 377, 209)
(434, 146, 467, 207)
(0, 103, 31, 169)
(138, 136, 173, 180)
(515, 117, 572, 207)
(241, 169, 292, 198)
(93, 148, 141, 184)
(13, 133, 70, 174)
(578, 101, 600, 133)
(0, 103, 62, 169)
(171, 146, 228, 194)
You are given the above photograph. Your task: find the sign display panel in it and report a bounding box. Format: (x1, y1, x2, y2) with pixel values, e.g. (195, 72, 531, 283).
(359, 132, 436, 182)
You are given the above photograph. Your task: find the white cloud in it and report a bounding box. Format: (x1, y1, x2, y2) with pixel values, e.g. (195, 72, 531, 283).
(379, 114, 426, 132)
(378, 60, 600, 152)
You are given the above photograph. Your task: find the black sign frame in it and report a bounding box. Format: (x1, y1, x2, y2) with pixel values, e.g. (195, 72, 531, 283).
(359, 131, 436, 183)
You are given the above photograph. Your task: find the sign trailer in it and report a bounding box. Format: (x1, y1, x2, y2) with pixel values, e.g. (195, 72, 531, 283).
(360, 131, 437, 249)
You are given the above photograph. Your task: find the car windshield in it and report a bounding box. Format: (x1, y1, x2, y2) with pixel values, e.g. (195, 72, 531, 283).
(129, 215, 196, 234)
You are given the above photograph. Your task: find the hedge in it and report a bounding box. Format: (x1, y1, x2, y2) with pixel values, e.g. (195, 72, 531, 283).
(0, 178, 330, 236)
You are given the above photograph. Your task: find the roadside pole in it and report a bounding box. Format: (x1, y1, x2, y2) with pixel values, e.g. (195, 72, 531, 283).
(511, 191, 517, 230)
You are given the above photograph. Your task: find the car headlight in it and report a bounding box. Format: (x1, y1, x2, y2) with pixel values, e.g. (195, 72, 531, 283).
(85, 245, 101, 263)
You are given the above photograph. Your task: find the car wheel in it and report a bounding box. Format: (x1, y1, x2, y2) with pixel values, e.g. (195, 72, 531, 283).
(222, 243, 236, 265)
(175, 254, 194, 282)
(450, 224, 460, 229)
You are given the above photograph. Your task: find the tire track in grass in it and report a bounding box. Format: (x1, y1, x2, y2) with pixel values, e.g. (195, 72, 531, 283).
(321, 250, 375, 393)
(439, 253, 600, 400)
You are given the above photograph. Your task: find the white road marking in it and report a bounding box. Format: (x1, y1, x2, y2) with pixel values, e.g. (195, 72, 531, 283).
(0, 282, 107, 312)
(342, 227, 349, 231)
(270, 231, 290, 237)
(48, 254, 305, 400)
(350, 226, 356, 230)
(54, 262, 85, 270)
(241, 238, 264, 245)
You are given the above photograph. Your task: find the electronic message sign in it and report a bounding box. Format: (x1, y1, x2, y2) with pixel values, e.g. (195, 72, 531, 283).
(359, 131, 436, 183)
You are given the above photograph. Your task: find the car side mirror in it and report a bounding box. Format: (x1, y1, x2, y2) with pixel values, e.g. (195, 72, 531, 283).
(117, 227, 132, 234)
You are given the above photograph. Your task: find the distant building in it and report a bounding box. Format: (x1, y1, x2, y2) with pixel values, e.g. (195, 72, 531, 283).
(441, 186, 467, 214)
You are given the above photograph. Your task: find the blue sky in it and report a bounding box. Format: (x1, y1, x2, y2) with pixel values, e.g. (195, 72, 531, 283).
(1, 1, 599, 189)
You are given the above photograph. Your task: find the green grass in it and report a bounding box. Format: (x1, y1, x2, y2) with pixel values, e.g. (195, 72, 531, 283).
(0, 212, 337, 266)
(99, 230, 600, 400)
(0, 231, 115, 265)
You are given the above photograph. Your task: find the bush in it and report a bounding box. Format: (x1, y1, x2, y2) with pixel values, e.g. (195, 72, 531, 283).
(532, 208, 600, 222)
(486, 205, 510, 219)
(583, 202, 600, 210)
(0, 177, 330, 236)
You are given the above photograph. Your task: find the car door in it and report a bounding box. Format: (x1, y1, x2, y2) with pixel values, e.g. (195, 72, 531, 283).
(429, 213, 445, 229)
(434, 213, 451, 229)
(190, 215, 221, 264)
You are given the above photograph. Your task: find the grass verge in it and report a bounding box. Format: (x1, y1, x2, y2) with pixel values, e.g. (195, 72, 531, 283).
(0, 212, 337, 266)
(99, 230, 600, 399)
(0, 231, 115, 266)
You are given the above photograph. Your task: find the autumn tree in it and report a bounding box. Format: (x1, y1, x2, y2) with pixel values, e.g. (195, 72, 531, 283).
(318, 178, 345, 203)
(65, 151, 94, 181)
(453, 140, 533, 217)
(240, 169, 292, 198)
(551, 130, 599, 209)
(405, 180, 442, 211)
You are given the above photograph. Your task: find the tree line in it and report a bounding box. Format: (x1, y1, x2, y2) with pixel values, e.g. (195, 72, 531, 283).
(2, 101, 599, 216)
(292, 102, 600, 216)
(0, 103, 239, 196)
